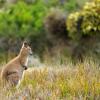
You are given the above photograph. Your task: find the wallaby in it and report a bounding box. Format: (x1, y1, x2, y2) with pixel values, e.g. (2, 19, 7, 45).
(1, 42, 32, 86)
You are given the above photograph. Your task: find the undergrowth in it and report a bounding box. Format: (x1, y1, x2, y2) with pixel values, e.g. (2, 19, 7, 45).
(0, 58, 100, 100)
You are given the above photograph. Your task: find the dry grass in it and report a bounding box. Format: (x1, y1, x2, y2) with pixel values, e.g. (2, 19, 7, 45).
(0, 59, 100, 100)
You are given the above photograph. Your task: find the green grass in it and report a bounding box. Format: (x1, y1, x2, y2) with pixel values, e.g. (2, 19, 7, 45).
(0, 58, 100, 100)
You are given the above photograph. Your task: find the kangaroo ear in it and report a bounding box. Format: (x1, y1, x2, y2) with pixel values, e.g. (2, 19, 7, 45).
(23, 41, 28, 47)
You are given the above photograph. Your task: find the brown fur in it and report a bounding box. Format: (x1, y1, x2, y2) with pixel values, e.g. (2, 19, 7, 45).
(1, 42, 32, 86)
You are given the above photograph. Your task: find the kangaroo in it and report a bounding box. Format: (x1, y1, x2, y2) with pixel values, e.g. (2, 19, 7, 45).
(1, 42, 32, 86)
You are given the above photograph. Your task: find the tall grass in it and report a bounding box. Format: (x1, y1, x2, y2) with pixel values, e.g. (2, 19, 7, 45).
(0, 58, 100, 100)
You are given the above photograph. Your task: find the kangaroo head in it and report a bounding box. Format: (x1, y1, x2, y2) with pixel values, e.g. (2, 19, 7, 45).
(20, 41, 33, 56)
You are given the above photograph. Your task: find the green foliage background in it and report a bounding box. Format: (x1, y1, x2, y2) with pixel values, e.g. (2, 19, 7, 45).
(0, 0, 99, 61)
(0, 1, 47, 38)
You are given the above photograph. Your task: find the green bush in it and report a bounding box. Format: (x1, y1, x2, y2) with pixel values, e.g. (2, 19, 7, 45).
(67, 0, 100, 39)
(0, 1, 47, 38)
(63, 0, 77, 12)
(0, 0, 90, 39)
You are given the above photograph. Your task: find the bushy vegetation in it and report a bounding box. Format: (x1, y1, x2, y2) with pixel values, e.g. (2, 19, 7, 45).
(0, 0, 99, 60)
(44, 8, 68, 39)
(0, 59, 100, 99)
(0, 0, 90, 38)
(0, 1, 47, 38)
(67, 0, 100, 39)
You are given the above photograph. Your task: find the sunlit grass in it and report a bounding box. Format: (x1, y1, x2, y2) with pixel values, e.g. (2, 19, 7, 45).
(0, 58, 100, 100)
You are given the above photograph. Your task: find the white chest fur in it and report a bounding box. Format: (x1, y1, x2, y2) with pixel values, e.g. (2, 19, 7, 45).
(25, 57, 29, 66)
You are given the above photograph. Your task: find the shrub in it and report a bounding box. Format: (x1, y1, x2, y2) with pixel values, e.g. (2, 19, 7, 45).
(67, 0, 100, 39)
(44, 8, 68, 39)
(63, 0, 78, 12)
(0, 1, 47, 38)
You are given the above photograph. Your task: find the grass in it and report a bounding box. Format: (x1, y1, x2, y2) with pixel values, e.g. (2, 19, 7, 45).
(0, 58, 100, 100)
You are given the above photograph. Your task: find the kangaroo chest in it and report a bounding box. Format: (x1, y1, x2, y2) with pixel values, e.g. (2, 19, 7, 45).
(25, 57, 29, 66)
